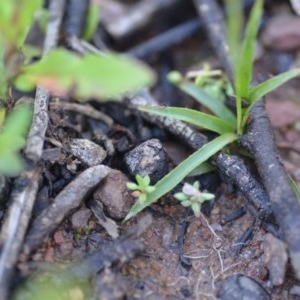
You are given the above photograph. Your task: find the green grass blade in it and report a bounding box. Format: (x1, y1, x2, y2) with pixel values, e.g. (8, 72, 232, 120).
(235, 0, 263, 99)
(140, 106, 235, 134)
(179, 82, 236, 126)
(225, 0, 243, 73)
(249, 69, 300, 103)
(124, 133, 238, 221)
(288, 175, 300, 205)
(187, 162, 215, 177)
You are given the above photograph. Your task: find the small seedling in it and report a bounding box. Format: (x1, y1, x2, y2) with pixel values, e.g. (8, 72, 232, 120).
(126, 175, 156, 204)
(186, 63, 232, 101)
(174, 181, 215, 217)
(124, 0, 300, 221)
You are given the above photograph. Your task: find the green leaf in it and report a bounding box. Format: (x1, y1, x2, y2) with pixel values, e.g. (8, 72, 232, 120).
(225, 0, 243, 73)
(83, 3, 100, 41)
(0, 0, 42, 48)
(140, 106, 235, 135)
(126, 182, 139, 190)
(21, 44, 42, 65)
(193, 181, 200, 190)
(0, 36, 7, 99)
(145, 186, 156, 193)
(143, 175, 151, 186)
(187, 162, 215, 177)
(135, 174, 144, 186)
(15, 49, 155, 100)
(124, 133, 238, 221)
(0, 103, 32, 148)
(138, 194, 147, 203)
(201, 193, 215, 201)
(191, 203, 200, 216)
(174, 193, 189, 201)
(249, 69, 300, 103)
(0, 103, 33, 176)
(0, 153, 23, 176)
(235, 0, 263, 99)
(179, 82, 236, 127)
(181, 200, 192, 207)
(37, 8, 48, 33)
(288, 175, 300, 205)
(167, 71, 183, 84)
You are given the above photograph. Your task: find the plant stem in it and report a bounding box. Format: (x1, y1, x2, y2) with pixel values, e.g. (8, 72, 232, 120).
(236, 95, 243, 135)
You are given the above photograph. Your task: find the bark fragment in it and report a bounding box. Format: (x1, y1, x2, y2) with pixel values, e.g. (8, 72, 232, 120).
(23, 165, 110, 256)
(240, 99, 300, 280)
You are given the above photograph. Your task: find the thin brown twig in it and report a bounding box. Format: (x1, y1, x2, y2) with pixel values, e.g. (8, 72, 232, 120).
(240, 99, 300, 280)
(50, 99, 113, 126)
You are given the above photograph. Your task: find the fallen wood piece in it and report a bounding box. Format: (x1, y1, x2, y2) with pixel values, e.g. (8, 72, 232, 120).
(126, 18, 201, 59)
(89, 199, 119, 239)
(0, 166, 42, 300)
(215, 153, 272, 220)
(231, 220, 256, 255)
(124, 89, 208, 149)
(50, 100, 114, 126)
(240, 99, 300, 280)
(192, 0, 234, 85)
(64, 0, 90, 38)
(220, 207, 247, 225)
(23, 165, 110, 256)
(25, 0, 66, 162)
(99, 0, 182, 40)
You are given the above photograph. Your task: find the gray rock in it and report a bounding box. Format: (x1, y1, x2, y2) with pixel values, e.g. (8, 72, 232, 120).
(290, 285, 300, 297)
(218, 274, 270, 300)
(124, 139, 168, 184)
(263, 233, 288, 286)
(93, 169, 134, 219)
(261, 14, 300, 51)
(67, 139, 107, 166)
(71, 207, 92, 228)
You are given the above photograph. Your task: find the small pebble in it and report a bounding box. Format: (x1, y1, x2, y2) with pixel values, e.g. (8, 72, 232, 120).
(263, 233, 288, 286)
(261, 14, 300, 51)
(218, 274, 271, 300)
(71, 207, 92, 228)
(124, 138, 168, 183)
(93, 169, 134, 219)
(290, 285, 300, 297)
(67, 138, 107, 166)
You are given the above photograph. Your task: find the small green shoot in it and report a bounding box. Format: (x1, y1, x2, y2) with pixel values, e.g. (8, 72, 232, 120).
(168, 72, 236, 127)
(83, 3, 100, 41)
(174, 181, 215, 217)
(126, 175, 156, 204)
(124, 133, 237, 221)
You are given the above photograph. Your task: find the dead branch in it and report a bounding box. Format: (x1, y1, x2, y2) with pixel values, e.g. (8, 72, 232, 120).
(22, 165, 110, 256)
(240, 99, 300, 280)
(192, 0, 234, 85)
